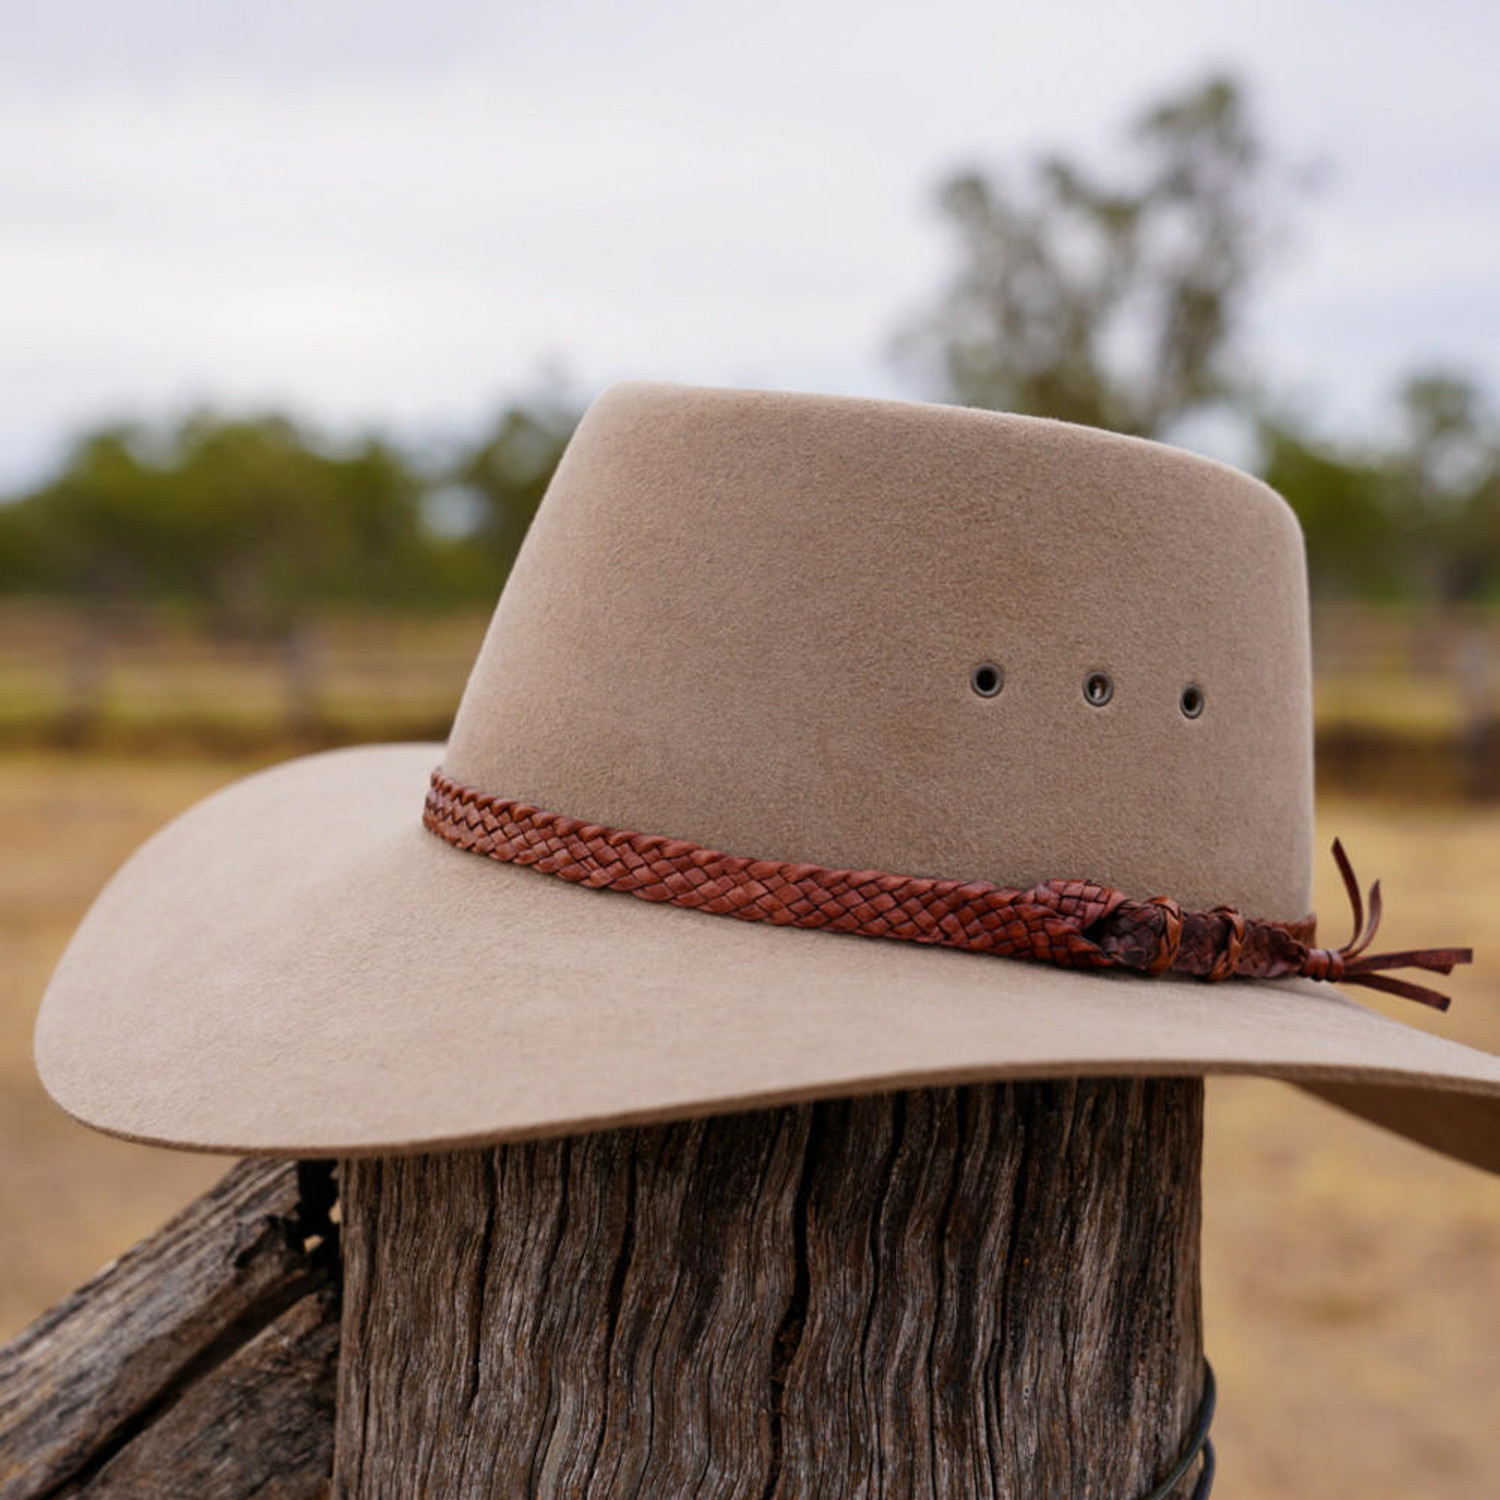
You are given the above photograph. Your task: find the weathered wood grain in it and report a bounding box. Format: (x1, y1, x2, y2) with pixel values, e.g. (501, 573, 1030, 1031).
(336, 1079, 1206, 1499)
(0, 1158, 338, 1500)
(52, 1288, 338, 1500)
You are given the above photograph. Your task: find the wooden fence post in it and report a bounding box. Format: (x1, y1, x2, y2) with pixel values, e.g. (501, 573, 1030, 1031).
(334, 1078, 1206, 1498)
(0, 1159, 339, 1499)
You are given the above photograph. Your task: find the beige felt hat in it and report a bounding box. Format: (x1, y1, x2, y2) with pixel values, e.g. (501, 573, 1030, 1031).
(33, 382, 1500, 1169)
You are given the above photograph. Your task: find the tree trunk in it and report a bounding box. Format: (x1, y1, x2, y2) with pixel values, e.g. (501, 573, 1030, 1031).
(334, 1078, 1205, 1498)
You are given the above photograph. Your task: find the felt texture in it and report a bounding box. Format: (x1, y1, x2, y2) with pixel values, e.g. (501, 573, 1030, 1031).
(31, 384, 1498, 1164)
(32, 744, 1500, 1164)
(447, 383, 1314, 918)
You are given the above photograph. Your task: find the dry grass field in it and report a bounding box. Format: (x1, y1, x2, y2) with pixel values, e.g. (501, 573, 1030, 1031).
(2, 753, 1498, 1496)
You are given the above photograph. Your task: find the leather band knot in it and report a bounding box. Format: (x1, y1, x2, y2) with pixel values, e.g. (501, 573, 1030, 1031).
(1298, 948, 1344, 983)
(1286, 838, 1473, 1010)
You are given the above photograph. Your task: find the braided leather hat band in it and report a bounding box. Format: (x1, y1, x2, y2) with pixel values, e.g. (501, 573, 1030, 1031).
(423, 770, 1471, 1011)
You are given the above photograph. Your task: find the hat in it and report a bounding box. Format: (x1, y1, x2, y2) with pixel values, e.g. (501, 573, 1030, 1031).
(33, 382, 1500, 1168)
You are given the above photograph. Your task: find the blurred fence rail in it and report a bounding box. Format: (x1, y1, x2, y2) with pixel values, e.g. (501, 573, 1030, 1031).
(1310, 603, 1500, 800)
(0, 601, 488, 753)
(1313, 603, 1500, 719)
(2, 599, 1498, 796)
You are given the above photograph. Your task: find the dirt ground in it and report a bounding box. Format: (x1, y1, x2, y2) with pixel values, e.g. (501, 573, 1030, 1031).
(2, 755, 1497, 1495)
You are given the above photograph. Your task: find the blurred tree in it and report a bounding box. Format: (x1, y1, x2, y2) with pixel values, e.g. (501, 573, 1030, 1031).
(454, 385, 581, 567)
(1461, 467, 1500, 603)
(0, 413, 449, 732)
(1257, 419, 1400, 598)
(898, 74, 1294, 440)
(4, 414, 438, 634)
(0, 499, 42, 593)
(1388, 373, 1499, 604)
(7, 426, 164, 603)
(1258, 373, 1500, 605)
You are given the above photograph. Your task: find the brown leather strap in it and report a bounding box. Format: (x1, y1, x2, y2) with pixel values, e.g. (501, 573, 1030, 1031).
(423, 770, 1472, 1011)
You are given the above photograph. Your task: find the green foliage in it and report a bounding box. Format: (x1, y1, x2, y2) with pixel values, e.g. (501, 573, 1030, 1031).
(899, 75, 1285, 439)
(2, 416, 432, 629)
(457, 391, 580, 565)
(1389, 374, 1500, 602)
(1257, 423, 1400, 597)
(0, 397, 581, 630)
(1259, 374, 1500, 602)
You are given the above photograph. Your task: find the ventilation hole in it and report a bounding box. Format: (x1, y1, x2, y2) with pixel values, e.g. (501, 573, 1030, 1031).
(1180, 684, 1205, 719)
(1083, 671, 1113, 707)
(970, 662, 1004, 698)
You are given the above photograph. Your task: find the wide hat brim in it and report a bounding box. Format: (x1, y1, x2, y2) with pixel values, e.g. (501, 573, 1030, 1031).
(33, 743, 1500, 1169)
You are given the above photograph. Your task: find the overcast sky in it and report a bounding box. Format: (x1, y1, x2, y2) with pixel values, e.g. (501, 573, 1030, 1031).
(1, 0, 1497, 487)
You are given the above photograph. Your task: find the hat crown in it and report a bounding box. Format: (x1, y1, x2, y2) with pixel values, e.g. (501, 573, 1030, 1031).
(445, 382, 1313, 916)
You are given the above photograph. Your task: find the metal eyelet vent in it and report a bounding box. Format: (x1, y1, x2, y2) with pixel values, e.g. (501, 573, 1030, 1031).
(970, 662, 1004, 698)
(1083, 671, 1113, 707)
(1180, 684, 1205, 719)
